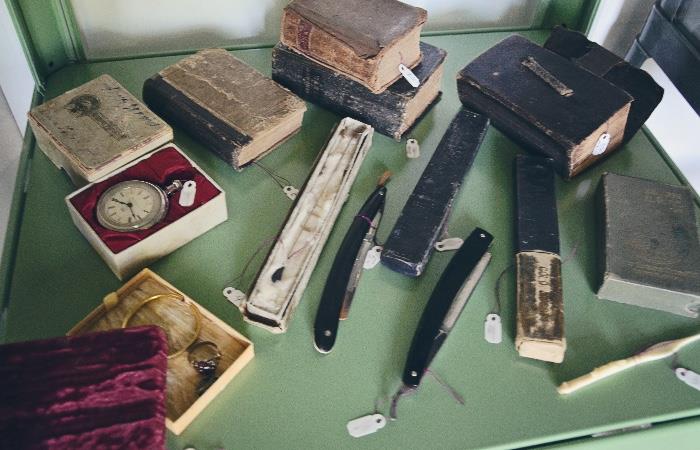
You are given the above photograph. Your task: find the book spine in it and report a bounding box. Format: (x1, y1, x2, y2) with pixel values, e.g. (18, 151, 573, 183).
(381, 108, 489, 277)
(514, 155, 565, 363)
(142, 75, 251, 170)
(272, 45, 406, 140)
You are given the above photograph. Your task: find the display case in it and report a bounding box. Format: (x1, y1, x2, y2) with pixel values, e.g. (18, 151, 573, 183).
(2, 1, 699, 449)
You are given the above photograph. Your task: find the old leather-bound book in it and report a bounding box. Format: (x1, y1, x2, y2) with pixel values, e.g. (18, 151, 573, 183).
(272, 41, 445, 140)
(280, 0, 427, 94)
(143, 49, 306, 171)
(543, 26, 663, 146)
(381, 108, 489, 277)
(0, 326, 168, 449)
(457, 35, 633, 179)
(28, 74, 173, 186)
(597, 173, 700, 317)
(514, 155, 565, 363)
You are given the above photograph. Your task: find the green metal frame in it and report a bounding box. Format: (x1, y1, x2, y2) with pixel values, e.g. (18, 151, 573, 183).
(6, 0, 600, 82)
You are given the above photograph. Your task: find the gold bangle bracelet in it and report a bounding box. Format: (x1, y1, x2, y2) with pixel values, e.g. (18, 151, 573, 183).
(121, 293, 202, 359)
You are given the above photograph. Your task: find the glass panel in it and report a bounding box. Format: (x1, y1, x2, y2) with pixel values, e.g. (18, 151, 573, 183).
(70, 0, 540, 59)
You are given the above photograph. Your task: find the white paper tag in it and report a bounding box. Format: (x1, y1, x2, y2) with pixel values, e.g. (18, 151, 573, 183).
(282, 185, 299, 200)
(223, 287, 247, 307)
(675, 367, 700, 391)
(398, 64, 420, 88)
(406, 138, 420, 159)
(435, 237, 463, 252)
(484, 313, 502, 344)
(592, 133, 610, 156)
(363, 245, 383, 269)
(178, 180, 197, 207)
(347, 414, 386, 438)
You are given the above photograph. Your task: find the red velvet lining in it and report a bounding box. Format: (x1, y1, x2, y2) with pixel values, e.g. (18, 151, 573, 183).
(70, 146, 221, 254)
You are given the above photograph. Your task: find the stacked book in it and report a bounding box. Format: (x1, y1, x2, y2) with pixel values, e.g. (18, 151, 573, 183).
(271, 0, 446, 140)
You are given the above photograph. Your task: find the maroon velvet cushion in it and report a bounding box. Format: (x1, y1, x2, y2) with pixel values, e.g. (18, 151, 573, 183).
(0, 326, 168, 450)
(69, 146, 221, 254)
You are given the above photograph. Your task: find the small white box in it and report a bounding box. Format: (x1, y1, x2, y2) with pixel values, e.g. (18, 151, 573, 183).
(65, 144, 227, 279)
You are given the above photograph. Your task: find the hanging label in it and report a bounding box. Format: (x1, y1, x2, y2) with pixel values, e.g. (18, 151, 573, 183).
(223, 287, 247, 307)
(435, 237, 463, 252)
(484, 313, 502, 344)
(363, 245, 383, 269)
(398, 64, 420, 88)
(283, 185, 299, 200)
(675, 367, 700, 391)
(592, 133, 610, 156)
(347, 413, 386, 438)
(406, 139, 420, 159)
(178, 180, 197, 207)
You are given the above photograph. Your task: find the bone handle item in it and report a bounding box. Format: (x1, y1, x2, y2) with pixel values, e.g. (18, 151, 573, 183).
(557, 356, 641, 395)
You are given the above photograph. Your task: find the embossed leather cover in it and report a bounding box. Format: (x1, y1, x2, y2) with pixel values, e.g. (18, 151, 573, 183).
(28, 74, 173, 186)
(597, 173, 700, 317)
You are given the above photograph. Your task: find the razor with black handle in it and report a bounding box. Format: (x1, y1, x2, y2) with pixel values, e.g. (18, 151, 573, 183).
(391, 228, 493, 417)
(313, 182, 387, 354)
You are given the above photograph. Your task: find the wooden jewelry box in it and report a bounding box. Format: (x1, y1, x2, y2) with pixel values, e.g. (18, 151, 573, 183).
(65, 143, 227, 279)
(68, 269, 255, 435)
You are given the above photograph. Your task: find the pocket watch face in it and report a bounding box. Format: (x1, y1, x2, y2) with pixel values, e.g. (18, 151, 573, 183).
(96, 180, 168, 231)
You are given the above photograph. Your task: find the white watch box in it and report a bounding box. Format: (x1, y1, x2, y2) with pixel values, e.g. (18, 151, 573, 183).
(65, 143, 227, 279)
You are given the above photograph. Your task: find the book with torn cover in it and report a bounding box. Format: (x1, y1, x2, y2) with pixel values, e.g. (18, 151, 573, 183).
(143, 49, 306, 171)
(280, 0, 427, 93)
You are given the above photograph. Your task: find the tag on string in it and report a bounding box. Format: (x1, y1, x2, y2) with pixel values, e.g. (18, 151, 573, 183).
(283, 185, 299, 200)
(399, 64, 420, 88)
(363, 245, 383, 269)
(178, 180, 197, 207)
(347, 413, 386, 438)
(223, 287, 247, 308)
(675, 367, 700, 391)
(435, 237, 463, 252)
(484, 313, 502, 344)
(406, 139, 420, 159)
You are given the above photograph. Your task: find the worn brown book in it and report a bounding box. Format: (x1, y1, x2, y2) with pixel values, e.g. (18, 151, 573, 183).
(458, 35, 633, 179)
(280, 0, 427, 94)
(597, 173, 700, 317)
(143, 49, 306, 171)
(28, 74, 173, 186)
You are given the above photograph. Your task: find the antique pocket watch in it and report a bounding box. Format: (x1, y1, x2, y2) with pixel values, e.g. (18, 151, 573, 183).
(96, 179, 184, 231)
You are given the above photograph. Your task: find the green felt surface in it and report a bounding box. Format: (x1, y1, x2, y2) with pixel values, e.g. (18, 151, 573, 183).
(3, 30, 700, 449)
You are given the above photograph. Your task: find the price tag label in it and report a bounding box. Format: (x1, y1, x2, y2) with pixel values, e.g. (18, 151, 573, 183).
(363, 246, 383, 269)
(178, 180, 197, 207)
(676, 367, 700, 391)
(398, 64, 420, 88)
(283, 185, 299, 200)
(347, 414, 386, 438)
(484, 313, 502, 344)
(435, 237, 463, 252)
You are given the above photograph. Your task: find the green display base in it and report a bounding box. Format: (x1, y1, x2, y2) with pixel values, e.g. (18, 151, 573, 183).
(3, 30, 700, 449)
